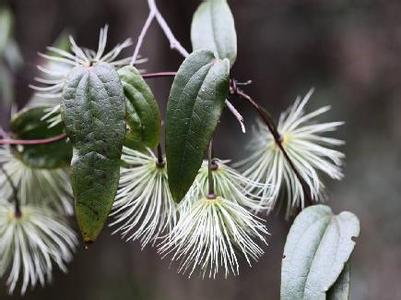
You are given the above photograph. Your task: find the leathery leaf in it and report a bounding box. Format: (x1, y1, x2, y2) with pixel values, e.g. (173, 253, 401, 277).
(61, 63, 126, 243)
(166, 50, 230, 202)
(281, 205, 360, 300)
(118, 65, 161, 150)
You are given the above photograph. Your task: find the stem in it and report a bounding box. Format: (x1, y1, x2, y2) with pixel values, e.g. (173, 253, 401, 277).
(156, 143, 165, 167)
(130, 8, 156, 66)
(0, 165, 21, 218)
(225, 99, 246, 133)
(207, 139, 216, 199)
(233, 86, 312, 207)
(142, 71, 177, 79)
(236, 89, 281, 142)
(148, 0, 190, 58)
(0, 133, 67, 145)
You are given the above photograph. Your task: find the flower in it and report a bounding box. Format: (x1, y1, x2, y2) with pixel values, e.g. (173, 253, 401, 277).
(159, 196, 268, 278)
(29, 25, 146, 127)
(0, 202, 77, 295)
(0, 145, 73, 215)
(238, 89, 344, 216)
(110, 147, 177, 248)
(181, 159, 270, 213)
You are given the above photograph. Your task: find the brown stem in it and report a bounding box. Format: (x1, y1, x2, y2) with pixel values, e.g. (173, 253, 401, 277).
(207, 139, 216, 199)
(142, 72, 176, 79)
(232, 85, 312, 207)
(0, 133, 67, 145)
(156, 143, 165, 167)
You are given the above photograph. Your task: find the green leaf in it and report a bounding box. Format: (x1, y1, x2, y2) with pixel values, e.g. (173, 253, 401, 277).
(118, 66, 161, 150)
(327, 262, 351, 300)
(10, 107, 72, 169)
(0, 7, 13, 56)
(0, 62, 13, 107)
(281, 205, 360, 300)
(61, 63, 126, 243)
(191, 0, 237, 66)
(166, 50, 230, 202)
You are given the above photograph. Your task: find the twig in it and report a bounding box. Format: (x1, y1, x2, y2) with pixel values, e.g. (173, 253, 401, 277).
(148, 0, 189, 58)
(142, 71, 177, 79)
(156, 143, 165, 167)
(225, 99, 246, 133)
(0, 133, 67, 145)
(140, 0, 246, 135)
(231, 83, 312, 207)
(207, 139, 215, 199)
(130, 8, 156, 65)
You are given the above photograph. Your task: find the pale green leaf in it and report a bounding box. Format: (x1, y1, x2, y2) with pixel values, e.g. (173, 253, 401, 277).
(281, 205, 360, 300)
(191, 0, 237, 66)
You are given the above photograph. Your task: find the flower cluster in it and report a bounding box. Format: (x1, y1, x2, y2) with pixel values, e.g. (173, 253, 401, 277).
(29, 25, 145, 128)
(238, 89, 344, 217)
(110, 90, 344, 278)
(0, 145, 77, 294)
(0, 21, 346, 291)
(113, 150, 269, 278)
(110, 147, 177, 248)
(0, 25, 142, 295)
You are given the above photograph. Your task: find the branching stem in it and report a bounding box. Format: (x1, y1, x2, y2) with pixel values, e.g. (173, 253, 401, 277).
(230, 81, 312, 207)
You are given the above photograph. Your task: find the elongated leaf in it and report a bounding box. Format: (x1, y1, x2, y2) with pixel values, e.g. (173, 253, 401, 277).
(61, 63, 126, 243)
(191, 0, 237, 66)
(10, 107, 72, 169)
(281, 205, 360, 300)
(0, 7, 13, 56)
(118, 66, 161, 150)
(0, 62, 13, 107)
(166, 50, 230, 202)
(327, 262, 351, 300)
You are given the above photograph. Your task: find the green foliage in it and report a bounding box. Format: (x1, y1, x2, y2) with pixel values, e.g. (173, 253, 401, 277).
(281, 205, 360, 300)
(118, 65, 161, 151)
(0, 6, 13, 56)
(61, 63, 126, 243)
(10, 107, 72, 169)
(166, 50, 230, 202)
(0, 63, 13, 107)
(191, 0, 237, 66)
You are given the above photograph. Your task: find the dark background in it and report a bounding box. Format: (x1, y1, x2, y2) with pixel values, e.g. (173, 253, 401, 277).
(1, 0, 401, 299)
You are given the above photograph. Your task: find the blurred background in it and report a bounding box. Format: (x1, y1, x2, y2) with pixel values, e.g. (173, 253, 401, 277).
(1, 0, 401, 299)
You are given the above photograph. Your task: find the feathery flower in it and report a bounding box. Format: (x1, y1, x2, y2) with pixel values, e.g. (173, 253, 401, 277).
(238, 89, 344, 216)
(181, 159, 270, 213)
(160, 196, 268, 278)
(0, 202, 77, 295)
(0, 146, 73, 215)
(110, 147, 177, 248)
(29, 25, 146, 127)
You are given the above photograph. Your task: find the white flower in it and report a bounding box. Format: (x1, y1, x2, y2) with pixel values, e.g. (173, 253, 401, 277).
(238, 89, 344, 216)
(159, 196, 268, 278)
(0, 146, 73, 215)
(181, 159, 270, 213)
(110, 147, 177, 248)
(29, 25, 146, 127)
(0, 202, 78, 295)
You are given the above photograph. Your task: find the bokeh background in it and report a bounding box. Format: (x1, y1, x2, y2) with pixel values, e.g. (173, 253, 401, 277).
(1, 0, 401, 299)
